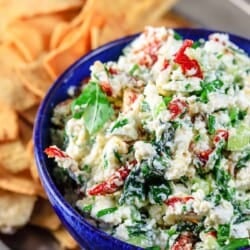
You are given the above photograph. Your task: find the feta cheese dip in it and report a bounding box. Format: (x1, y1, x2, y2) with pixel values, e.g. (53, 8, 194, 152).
(45, 27, 250, 249)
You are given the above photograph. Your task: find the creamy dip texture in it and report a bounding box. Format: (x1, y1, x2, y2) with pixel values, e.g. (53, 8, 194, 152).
(45, 27, 250, 249)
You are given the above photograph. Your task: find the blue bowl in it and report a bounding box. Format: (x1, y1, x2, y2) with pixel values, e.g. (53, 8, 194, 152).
(34, 28, 250, 250)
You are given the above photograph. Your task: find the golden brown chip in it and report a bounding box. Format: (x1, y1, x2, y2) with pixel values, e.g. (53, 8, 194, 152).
(30, 198, 61, 231)
(0, 140, 29, 173)
(0, 170, 46, 198)
(90, 26, 100, 50)
(4, 11, 80, 61)
(19, 118, 33, 146)
(97, 19, 128, 47)
(0, 43, 26, 68)
(50, 0, 96, 50)
(50, 22, 71, 50)
(44, 11, 104, 78)
(19, 105, 39, 125)
(53, 227, 78, 249)
(26, 140, 40, 182)
(0, 68, 40, 112)
(0, 0, 84, 39)
(0, 190, 36, 228)
(5, 23, 45, 62)
(17, 60, 53, 98)
(0, 101, 19, 142)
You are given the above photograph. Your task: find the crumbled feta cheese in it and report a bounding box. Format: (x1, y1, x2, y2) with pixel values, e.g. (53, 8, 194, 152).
(134, 141, 156, 162)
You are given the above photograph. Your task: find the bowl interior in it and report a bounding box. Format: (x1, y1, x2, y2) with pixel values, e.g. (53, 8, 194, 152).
(34, 28, 250, 249)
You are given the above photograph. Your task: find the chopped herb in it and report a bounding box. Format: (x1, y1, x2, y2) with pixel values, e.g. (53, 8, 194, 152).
(229, 107, 238, 126)
(235, 151, 250, 171)
(155, 101, 166, 116)
(163, 96, 173, 106)
(141, 101, 150, 112)
(197, 79, 224, 103)
(229, 107, 247, 127)
(127, 222, 154, 247)
(194, 133, 201, 142)
(233, 214, 250, 224)
(103, 154, 108, 169)
(217, 224, 230, 246)
(176, 221, 204, 236)
(192, 40, 203, 49)
(110, 118, 128, 132)
(145, 246, 161, 250)
(77, 175, 85, 185)
(222, 238, 250, 250)
(93, 73, 99, 80)
(217, 54, 223, 59)
(208, 115, 216, 134)
(185, 83, 191, 90)
(96, 207, 118, 218)
(213, 167, 232, 201)
(119, 165, 145, 205)
(206, 192, 222, 206)
(81, 164, 91, 173)
(173, 31, 183, 41)
(82, 204, 92, 213)
(104, 64, 110, 76)
(148, 183, 171, 204)
(71, 82, 114, 134)
(129, 64, 140, 76)
(166, 227, 176, 236)
(114, 150, 123, 164)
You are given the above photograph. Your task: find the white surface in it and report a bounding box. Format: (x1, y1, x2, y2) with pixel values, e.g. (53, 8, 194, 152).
(175, 0, 250, 38)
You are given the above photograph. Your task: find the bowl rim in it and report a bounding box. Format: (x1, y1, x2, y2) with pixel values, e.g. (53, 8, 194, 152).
(34, 27, 250, 248)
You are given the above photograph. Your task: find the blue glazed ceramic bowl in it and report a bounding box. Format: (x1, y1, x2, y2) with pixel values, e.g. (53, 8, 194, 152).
(34, 28, 250, 250)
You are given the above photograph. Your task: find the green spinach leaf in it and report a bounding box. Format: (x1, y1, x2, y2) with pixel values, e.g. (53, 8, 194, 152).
(71, 82, 114, 134)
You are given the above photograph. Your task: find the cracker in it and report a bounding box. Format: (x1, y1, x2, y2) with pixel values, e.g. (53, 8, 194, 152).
(19, 118, 33, 146)
(19, 105, 39, 125)
(90, 26, 100, 50)
(44, 11, 104, 78)
(30, 198, 61, 231)
(0, 171, 45, 198)
(26, 140, 39, 182)
(5, 23, 45, 62)
(0, 68, 40, 112)
(17, 60, 53, 98)
(0, 102, 19, 142)
(0, 140, 29, 173)
(0, 43, 26, 68)
(53, 227, 78, 249)
(0, 190, 36, 228)
(0, 0, 84, 39)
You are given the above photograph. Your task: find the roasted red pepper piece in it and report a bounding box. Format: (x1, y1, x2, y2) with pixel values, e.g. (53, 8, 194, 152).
(168, 99, 188, 119)
(171, 233, 194, 250)
(207, 231, 217, 238)
(165, 196, 194, 207)
(198, 149, 213, 163)
(100, 82, 112, 96)
(88, 160, 137, 196)
(88, 166, 129, 195)
(108, 67, 118, 75)
(174, 39, 203, 79)
(128, 92, 138, 104)
(161, 59, 169, 71)
(213, 129, 229, 143)
(44, 146, 69, 158)
(139, 41, 160, 67)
